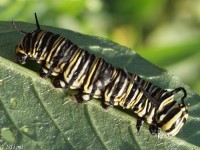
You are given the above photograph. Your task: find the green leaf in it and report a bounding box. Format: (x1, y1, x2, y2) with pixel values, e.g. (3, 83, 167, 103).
(0, 21, 199, 150)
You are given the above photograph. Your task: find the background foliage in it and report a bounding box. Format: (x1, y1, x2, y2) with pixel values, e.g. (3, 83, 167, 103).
(0, 0, 200, 94)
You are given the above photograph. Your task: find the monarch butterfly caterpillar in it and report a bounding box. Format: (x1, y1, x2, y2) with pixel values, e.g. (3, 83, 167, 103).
(13, 13, 188, 137)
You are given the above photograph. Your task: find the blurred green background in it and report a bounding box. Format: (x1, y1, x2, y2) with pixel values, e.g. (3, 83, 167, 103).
(0, 0, 200, 94)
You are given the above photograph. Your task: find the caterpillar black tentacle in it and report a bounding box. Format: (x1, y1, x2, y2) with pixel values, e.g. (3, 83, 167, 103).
(14, 13, 189, 136)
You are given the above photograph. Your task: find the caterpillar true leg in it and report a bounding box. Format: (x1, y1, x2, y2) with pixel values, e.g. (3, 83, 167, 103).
(136, 117, 144, 132)
(52, 76, 69, 88)
(149, 124, 160, 136)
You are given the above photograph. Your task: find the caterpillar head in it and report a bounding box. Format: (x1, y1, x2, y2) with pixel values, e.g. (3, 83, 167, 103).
(13, 13, 41, 64)
(156, 87, 188, 136)
(15, 33, 32, 64)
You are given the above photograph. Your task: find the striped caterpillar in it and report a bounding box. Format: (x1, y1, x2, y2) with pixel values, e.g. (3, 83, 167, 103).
(13, 13, 188, 136)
